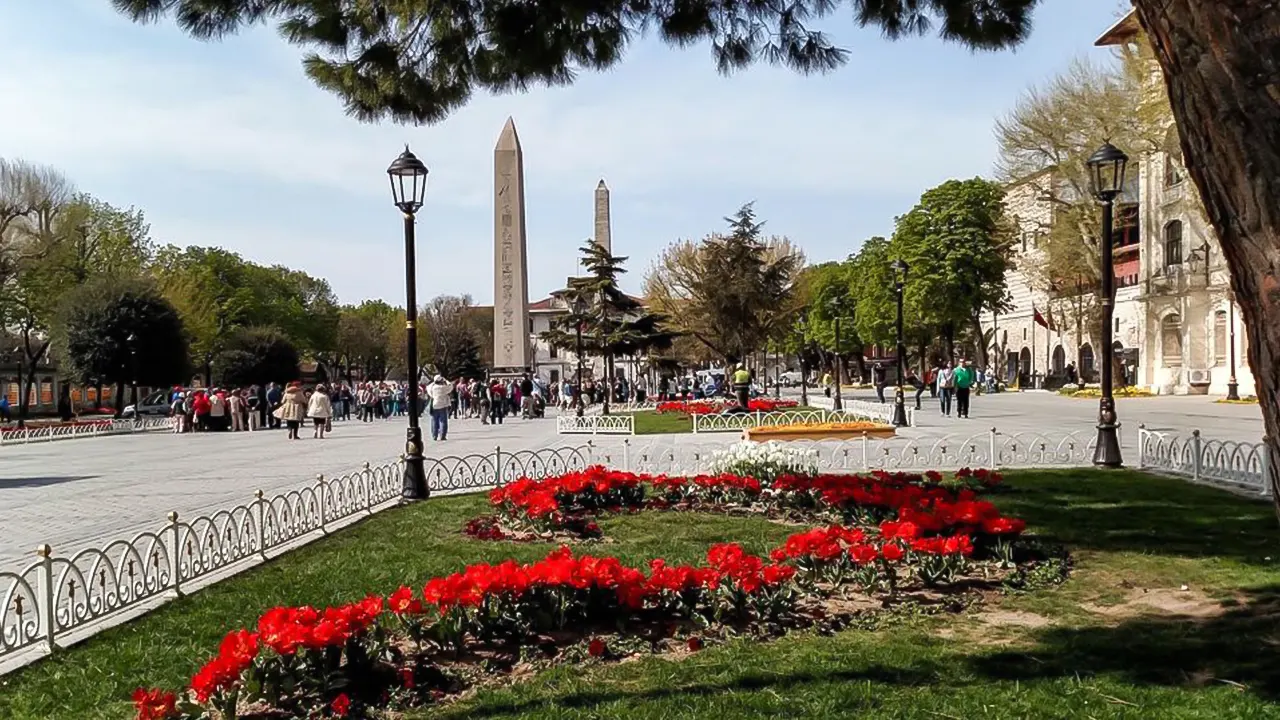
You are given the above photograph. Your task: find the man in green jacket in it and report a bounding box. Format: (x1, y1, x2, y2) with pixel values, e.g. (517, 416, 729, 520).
(953, 359, 975, 419)
(732, 363, 752, 408)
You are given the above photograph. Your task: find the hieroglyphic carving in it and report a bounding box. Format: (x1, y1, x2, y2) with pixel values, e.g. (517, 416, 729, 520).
(493, 118, 530, 369)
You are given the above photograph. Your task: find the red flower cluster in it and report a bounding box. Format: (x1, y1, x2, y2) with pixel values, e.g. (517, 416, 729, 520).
(463, 516, 506, 540)
(705, 542, 797, 593)
(654, 399, 799, 415)
(255, 595, 383, 657)
(190, 629, 259, 702)
(957, 466, 1004, 487)
(649, 472, 763, 503)
(489, 466, 646, 524)
(131, 689, 177, 720)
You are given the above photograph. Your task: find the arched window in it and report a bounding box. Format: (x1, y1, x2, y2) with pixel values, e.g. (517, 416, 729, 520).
(1214, 310, 1228, 365)
(1052, 346, 1065, 374)
(1161, 314, 1183, 366)
(1164, 221, 1183, 267)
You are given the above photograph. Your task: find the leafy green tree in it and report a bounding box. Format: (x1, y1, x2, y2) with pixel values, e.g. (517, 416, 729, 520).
(545, 241, 676, 412)
(645, 204, 802, 365)
(216, 327, 301, 388)
(888, 178, 1013, 365)
(57, 278, 189, 415)
(336, 300, 400, 381)
(797, 259, 863, 381)
(421, 295, 486, 380)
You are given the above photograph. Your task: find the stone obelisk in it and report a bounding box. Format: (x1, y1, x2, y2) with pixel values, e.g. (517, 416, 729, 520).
(493, 117, 531, 372)
(593, 179, 611, 252)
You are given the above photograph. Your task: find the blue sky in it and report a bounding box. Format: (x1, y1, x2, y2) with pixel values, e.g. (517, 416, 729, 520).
(0, 0, 1127, 305)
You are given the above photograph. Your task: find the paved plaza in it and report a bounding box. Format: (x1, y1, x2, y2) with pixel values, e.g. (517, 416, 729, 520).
(0, 393, 1264, 570)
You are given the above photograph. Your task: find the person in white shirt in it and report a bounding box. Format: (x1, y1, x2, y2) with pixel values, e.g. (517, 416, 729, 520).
(307, 384, 333, 438)
(426, 375, 452, 440)
(936, 362, 956, 417)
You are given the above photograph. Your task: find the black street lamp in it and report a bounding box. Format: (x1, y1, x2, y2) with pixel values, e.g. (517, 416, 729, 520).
(1086, 141, 1128, 467)
(388, 146, 430, 499)
(127, 333, 138, 421)
(1227, 296, 1240, 401)
(890, 258, 909, 427)
(797, 316, 809, 408)
(12, 345, 25, 429)
(571, 295, 588, 417)
(827, 297, 844, 412)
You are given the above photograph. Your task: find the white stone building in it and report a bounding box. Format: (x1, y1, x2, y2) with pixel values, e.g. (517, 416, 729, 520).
(979, 10, 1256, 397)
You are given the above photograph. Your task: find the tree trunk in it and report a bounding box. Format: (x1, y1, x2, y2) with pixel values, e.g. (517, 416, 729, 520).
(114, 379, 126, 418)
(944, 323, 956, 362)
(1133, 0, 1280, 515)
(971, 314, 989, 369)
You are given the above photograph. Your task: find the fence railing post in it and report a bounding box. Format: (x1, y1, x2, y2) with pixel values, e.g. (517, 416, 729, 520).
(316, 474, 327, 532)
(1191, 430, 1202, 482)
(254, 492, 268, 559)
(363, 462, 374, 514)
(988, 427, 999, 470)
(586, 439, 595, 466)
(623, 438, 631, 472)
(860, 432, 869, 471)
(36, 544, 55, 654)
(1260, 435, 1272, 497)
(1136, 424, 1146, 469)
(494, 445, 503, 486)
(167, 512, 183, 596)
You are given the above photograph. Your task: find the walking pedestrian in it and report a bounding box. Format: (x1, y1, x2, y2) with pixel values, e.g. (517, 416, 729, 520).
(427, 375, 452, 440)
(936, 362, 955, 417)
(275, 382, 308, 440)
(954, 359, 975, 419)
(308, 383, 334, 438)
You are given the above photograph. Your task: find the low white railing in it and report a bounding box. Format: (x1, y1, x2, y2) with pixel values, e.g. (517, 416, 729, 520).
(557, 414, 635, 435)
(582, 401, 658, 415)
(0, 417, 172, 446)
(690, 405, 912, 433)
(1137, 425, 1272, 497)
(0, 444, 590, 673)
(595, 429, 1098, 475)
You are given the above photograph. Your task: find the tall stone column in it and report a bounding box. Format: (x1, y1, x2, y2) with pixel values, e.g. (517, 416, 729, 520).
(493, 117, 531, 372)
(594, 179, 611, 253)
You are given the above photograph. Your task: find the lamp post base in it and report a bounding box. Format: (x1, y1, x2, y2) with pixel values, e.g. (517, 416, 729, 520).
(891, 387, 908, 427)
(1092, 398, 1123, 467)
(401, 426, 429, 500)
(1227, 380, 1240, 401)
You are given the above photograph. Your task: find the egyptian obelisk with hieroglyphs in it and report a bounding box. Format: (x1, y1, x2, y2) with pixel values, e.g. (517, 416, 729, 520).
(493, 117, 531, 371)
(593, 179, 611, 252)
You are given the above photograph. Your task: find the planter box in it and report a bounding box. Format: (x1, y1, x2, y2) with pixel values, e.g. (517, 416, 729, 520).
(744, 425, 897, 442)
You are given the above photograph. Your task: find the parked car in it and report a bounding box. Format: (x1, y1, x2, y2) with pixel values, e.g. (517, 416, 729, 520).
(122, 389, 176, 418)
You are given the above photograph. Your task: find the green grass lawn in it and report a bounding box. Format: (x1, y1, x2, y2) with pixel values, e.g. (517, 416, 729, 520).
(630, 406, 816, 435)
(1, 470, 1277, 719)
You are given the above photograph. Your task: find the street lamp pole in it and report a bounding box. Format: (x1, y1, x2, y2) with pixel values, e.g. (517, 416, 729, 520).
(1087, 142, 1128, 468)
(127, 333, 138, 422)
(388, 146, 430, 500)
(798, 316, 809, 408)
(13, 346, 25, 429)
(832, 315, 844, 412)
(1227, 297, 1240, 401)
(890, 259, 909, 427)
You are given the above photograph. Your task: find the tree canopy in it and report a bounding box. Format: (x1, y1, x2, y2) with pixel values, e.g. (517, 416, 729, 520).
(111, 0, 1036, 125)
(216, 327, 302, 388)
(645, 204, 803, 365)
(56, 277, 190, 410)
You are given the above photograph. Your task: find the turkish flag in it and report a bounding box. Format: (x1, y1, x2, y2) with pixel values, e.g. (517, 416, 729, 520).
(1033, 306, 1055, 331)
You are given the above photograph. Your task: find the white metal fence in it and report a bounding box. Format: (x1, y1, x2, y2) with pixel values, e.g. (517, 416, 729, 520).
(557, 414, 635, 435)
(1137, 425, 1272, 497)
(594, 429, 1096, 474)
(0, 417, 172, 445)
(0, 445, 590, 673)
(690, 406, 913, 433)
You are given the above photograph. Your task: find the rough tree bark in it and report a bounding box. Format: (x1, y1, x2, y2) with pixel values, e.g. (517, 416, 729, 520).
(1132, 1, 1280, 514)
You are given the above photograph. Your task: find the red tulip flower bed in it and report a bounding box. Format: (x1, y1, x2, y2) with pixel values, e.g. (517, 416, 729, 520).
(133, 465, 1062, 720)
(654, 398, 799, 415)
